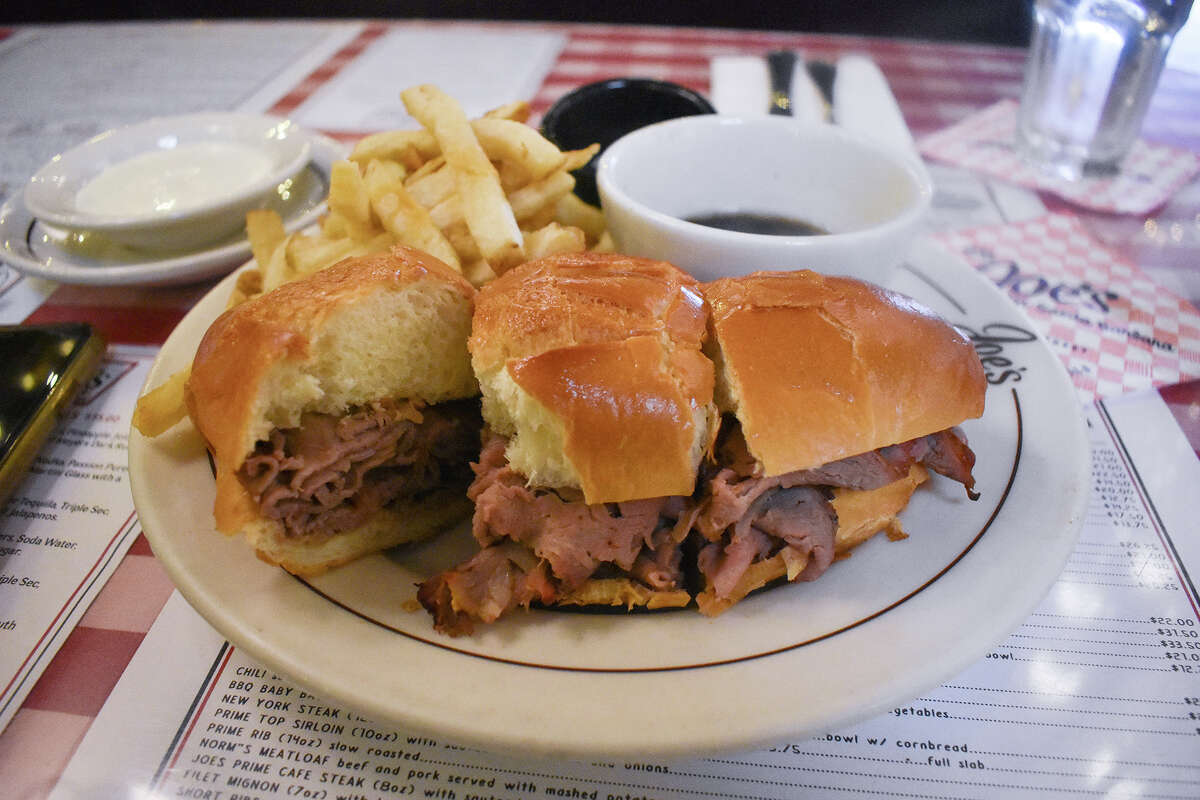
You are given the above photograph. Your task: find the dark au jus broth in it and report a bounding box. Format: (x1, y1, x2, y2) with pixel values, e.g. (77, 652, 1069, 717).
(685, 212, 828, 236)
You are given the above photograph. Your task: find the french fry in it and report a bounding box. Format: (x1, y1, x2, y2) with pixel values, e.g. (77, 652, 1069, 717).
(327, 160, 377, 240)
(354, 231, 401, 256)
(555, 192, 607, 245)
(483, 99, 531, 123)
(226, 268, 264, 309)
(363, 157, 408, 196)
(563, 144, 601, 172)
(442, 220, 482, 262)
(261, 235, 295, 292)
(521, 203, 557, 232)
(463, 258, 498, 287)
(287, 234, 358, 277)
(405, 155, 445, 186)
(404, 160, 456, 209)
(524, 222, 586, 260)
(427, 193, 462, 231)
(245, 209, 286, 269)
(497, 159, 532, 193)
(132, 367, 192, 437)
(365, 158, 461, 269)
(402, 84, 524, 272)
(508, 170, 576, 223)
(244, 86, 604, 304)
(321, 211, 350, 240)
(471, 118, 566, 182)
(349, 129, 439, 165)
(591, 230, 616, 253)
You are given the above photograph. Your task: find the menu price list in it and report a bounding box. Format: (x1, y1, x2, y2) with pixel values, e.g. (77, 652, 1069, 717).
(152, 636, 1200, 800)
(0, 346, 156, 732)
(56, 396, 1200, 799)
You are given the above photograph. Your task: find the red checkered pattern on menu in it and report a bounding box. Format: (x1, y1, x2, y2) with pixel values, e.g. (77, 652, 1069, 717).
(934, 213, 1200, 401)
(918, 99, 1200, 215)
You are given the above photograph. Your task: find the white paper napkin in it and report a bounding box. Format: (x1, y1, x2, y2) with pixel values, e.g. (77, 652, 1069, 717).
(831, 55, 920, 163)
(710, 53, 924, 171)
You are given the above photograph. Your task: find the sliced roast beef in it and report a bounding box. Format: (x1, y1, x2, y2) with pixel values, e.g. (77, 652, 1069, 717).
(419, 432, 692, 635)
(420, 420, 980, 631)
(631, 525, 687, 590)
(880, 428, 979, 499)
(696, 485, 838, 598)
(469, 433, 672, 588)
(715, 422, 977, 495)
(237, 398, 480, 541)
(417, 541, 555, 637)
(693, 420, 978, 602)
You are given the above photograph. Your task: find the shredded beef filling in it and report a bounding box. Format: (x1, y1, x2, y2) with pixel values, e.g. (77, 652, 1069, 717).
(419, 420, 979, 634)
(417, 432, 690, 635)
(417, 542, 556, 637)
(692, 420, 978, 599)
(237, 398, 481, 542)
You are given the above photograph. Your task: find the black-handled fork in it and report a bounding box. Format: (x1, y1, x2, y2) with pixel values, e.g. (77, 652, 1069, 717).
(766, 49, 797, 115)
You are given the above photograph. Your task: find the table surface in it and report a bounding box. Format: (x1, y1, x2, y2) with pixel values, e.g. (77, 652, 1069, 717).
(0, 17, 1198, 800)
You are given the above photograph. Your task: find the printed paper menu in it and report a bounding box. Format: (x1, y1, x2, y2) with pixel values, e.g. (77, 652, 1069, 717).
(0, 345, 155, 733)
(52, 386, 1200, 799)
(934, 213, 1200, 400)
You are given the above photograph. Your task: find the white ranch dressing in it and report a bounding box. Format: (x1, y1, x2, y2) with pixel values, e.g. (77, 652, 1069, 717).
(74, 141, 275, 217)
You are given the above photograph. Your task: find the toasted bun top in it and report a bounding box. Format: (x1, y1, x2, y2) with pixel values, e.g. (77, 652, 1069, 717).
(704, 270, 985, 476)
(188, 246, 477, 492)
(470, 252, 716, 503)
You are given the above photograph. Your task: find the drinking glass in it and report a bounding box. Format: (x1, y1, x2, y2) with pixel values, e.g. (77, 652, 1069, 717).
(1016, 0, 1192, 179)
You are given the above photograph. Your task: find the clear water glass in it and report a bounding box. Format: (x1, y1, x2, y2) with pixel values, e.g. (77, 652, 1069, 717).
(1016, 0, 1192, 179)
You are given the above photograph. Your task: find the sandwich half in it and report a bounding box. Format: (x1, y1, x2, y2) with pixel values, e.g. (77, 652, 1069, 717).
(186, 246, 481, 576)
(692, 270, 987, 614)
(418, 252, 718, 635)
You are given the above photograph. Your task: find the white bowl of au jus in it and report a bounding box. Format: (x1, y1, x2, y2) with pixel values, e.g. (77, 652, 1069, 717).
(596, 114, 932, 284)
(24, 112, 312, 253)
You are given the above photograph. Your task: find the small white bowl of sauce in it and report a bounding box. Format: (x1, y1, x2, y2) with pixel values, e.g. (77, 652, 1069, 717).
(596, 115, 932, 283)
(24, 112, 311, 252)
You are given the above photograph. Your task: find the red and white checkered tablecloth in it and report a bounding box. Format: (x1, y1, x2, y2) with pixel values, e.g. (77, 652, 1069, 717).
(3, 19, 1200, 800)
(19, 21, 1034, 349)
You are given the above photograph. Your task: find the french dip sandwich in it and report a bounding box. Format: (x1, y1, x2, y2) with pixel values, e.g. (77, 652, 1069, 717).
(418, 262, 986, 633)
(418, 252, 719, 634)
(692, 270, 986, 614)
(186, 246, 482, 576)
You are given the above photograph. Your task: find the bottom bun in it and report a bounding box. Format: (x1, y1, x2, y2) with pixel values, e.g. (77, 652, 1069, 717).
(555, 578, 692, 611)
(831, 463, 929, 553)
(242, 490, 474, 577)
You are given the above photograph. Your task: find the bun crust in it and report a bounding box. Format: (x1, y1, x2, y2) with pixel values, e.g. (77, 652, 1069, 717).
(469, 252, 717, 503)
(705, 270, 985, 477)
(187, 246, 478, 557)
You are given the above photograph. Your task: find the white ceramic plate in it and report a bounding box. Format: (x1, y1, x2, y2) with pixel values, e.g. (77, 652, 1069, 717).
(0, 131, 344, 287)
(129, 238, 1088, 758)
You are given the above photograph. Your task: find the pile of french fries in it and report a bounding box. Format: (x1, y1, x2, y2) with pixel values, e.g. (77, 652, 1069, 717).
(134, 84, 609, 437)
(232, 83, 609, 309)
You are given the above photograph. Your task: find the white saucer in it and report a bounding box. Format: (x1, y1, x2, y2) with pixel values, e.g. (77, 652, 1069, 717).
(0, 131, 346, 287)
(24, 112, 313, 252)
